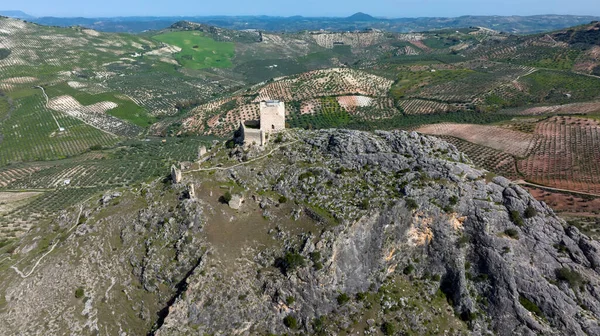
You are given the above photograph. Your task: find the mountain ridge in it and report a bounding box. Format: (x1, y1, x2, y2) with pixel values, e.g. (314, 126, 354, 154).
(11, 13, 599, 33)
(2, 128, 600, 335)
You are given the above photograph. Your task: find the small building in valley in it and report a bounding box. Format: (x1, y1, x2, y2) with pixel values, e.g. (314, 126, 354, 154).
(238, 100, 285, 146)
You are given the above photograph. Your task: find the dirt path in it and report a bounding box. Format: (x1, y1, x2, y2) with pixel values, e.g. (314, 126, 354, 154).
(184, 140, 299, 174)
(35, 86, 63, 131)
(514, 179, 600, 198)
(574, 72, 600, 80)
(10, 241, 59, 278)
(10, 206, 83, 278)
(514, 68, 537, 82)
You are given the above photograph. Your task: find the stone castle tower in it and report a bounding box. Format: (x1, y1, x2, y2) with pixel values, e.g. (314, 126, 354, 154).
(239, 100, 286, 146)
(259, 100, 285, 132)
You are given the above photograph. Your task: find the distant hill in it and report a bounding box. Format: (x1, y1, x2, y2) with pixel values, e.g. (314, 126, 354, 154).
(345, 12, 378, 21)
(0, 10, 34, 19)
(552, 21, 600, 47)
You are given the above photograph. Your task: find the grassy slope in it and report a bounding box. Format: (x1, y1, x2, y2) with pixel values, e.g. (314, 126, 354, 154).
(152, 31, 235, 69)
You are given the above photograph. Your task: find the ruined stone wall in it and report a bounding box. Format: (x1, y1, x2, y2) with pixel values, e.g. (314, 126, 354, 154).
(241, 124, 265, 146)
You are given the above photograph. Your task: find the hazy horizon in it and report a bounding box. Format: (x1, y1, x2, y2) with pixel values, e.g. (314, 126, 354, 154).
(3, 0, 600, 18)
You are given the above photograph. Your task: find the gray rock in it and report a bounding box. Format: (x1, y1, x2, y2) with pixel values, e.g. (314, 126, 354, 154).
(228, 194, 244, 210)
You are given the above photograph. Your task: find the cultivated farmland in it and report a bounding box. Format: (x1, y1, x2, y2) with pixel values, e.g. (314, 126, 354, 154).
(518, 116, 600, 195)
(0, 92, 119, 165)
(416, 123, 536, 157)
(0, 137, 212, 238)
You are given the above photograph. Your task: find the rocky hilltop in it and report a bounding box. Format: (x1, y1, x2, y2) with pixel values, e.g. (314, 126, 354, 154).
(1, 129, 599, 335)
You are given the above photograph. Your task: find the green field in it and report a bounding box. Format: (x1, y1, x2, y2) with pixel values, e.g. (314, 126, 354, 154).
(44, 83, 155, 127)
(152, 31, 235, 69)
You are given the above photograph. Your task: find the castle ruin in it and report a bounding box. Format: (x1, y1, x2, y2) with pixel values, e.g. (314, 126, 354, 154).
(238, 100, 285, 146)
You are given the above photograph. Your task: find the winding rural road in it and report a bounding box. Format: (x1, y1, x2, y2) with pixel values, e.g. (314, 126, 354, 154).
(35, 86, 63, 131)
(514, 179, 600, 198)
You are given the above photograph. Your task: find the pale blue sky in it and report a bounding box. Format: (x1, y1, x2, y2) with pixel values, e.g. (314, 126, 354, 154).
(6, 0, 600, 17)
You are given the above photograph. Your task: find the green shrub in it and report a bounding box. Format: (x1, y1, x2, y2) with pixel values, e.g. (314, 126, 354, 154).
(360, 199, 370, 210)
(298, 171, 315, 180)
(449, 195, 459, 205)
(285, 296, 295, 305)
(337, 293, 350, 305)
(524, 206, 537, 219)
(312, 316, 326, 333)
(460, 310, 478, 322)
(381, 321, 396, 335)
(278, 195, 288, 203)
(335, 167, 348, 174)
(403, 264, 415, 275)
(509, 210, 524, 226)
(554, 243, 569, 254)
(276, 252, 306, 274)
(519, 295, 544, 317)
(89, 144, 103, 151)
(283, 315, 298, 329)
(435, 288, 446, 299)
(556, 267, 584, 288)
(504, 228, 519, 239)
(225, 139, 235, 149)
(220, 191, 232, 204)
(457, 234, 470, 248)
(310, 251, 321, 264)
(474, 273, 489, 282)
(405, 198, 419, 210)
(75, 287, 85, 299)
(355, 292, 367, 301)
